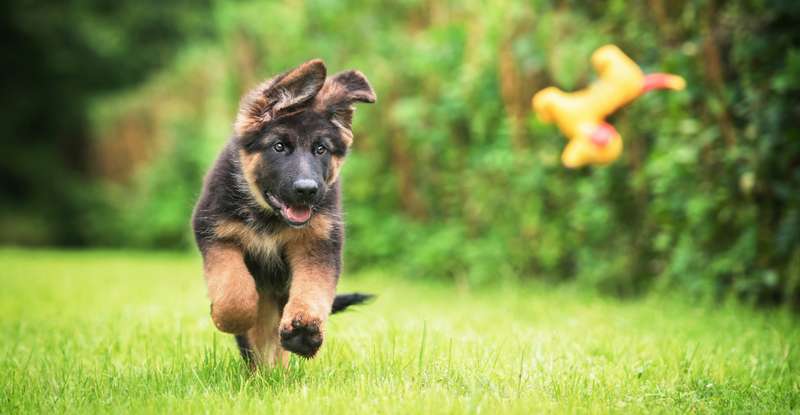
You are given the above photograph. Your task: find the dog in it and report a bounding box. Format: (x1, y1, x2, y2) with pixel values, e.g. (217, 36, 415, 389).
(192, 59, 376, 367)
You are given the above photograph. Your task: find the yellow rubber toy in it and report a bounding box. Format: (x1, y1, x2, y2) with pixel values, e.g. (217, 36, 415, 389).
(532, 45, 685, 168)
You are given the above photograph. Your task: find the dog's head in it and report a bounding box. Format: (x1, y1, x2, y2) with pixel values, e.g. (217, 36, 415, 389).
(234, 59, 376, 228)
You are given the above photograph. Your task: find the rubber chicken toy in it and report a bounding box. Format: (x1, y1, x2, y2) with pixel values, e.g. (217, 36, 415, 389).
(532, 45, 685, 168)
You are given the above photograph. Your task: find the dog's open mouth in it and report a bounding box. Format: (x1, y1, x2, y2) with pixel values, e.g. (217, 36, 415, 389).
(266, 193, 313, 227)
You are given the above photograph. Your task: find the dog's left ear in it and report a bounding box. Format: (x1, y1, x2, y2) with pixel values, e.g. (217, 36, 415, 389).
(314, 70, 377, 130)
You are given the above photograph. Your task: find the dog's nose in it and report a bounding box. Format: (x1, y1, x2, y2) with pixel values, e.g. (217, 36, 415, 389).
(293, 179, 319, 198)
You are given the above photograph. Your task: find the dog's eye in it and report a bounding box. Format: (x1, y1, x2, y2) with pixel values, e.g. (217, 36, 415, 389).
(315, 144, 327, 155)
(273, 142, 286, 153)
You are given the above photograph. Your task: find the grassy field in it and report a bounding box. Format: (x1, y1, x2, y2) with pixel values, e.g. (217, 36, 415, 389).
(0, 249, 798, 414)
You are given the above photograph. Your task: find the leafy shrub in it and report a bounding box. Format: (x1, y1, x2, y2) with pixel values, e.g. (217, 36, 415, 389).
(10, 0, 800, 307)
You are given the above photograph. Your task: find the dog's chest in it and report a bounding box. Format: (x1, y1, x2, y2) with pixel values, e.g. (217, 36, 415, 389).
(243, 246, 291, 295)
(214, 219, 294, 294)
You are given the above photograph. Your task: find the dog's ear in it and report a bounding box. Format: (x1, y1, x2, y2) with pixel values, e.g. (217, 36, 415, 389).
(314, 70, 377, 130)
(234, 59, 327, 137)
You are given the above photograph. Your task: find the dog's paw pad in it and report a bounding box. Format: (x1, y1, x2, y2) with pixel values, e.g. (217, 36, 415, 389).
(280, 319, 323, 358)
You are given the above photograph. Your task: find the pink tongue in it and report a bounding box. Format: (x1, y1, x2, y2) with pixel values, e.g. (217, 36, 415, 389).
(285, 206, 312, 223)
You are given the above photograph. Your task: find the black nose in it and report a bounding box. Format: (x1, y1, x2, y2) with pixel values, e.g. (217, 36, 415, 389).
(293, 179, 319, 198)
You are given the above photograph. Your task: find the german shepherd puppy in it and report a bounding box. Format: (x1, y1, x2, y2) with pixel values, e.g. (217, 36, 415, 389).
(192, 59, 375, 367)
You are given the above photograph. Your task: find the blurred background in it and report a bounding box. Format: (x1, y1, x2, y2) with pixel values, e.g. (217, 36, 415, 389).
(2, 0, 799, 307)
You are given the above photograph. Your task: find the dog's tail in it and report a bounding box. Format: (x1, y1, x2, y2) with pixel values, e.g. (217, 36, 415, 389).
(331, 292, 374, 314)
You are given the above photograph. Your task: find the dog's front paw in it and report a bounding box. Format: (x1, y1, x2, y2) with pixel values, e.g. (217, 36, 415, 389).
(280, 314, 324, 358)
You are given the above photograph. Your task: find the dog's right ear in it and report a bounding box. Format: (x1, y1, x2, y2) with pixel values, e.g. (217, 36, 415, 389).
(234, 59, 327, 137)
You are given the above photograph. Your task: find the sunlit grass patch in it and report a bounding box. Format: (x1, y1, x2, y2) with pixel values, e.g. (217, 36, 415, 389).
(1, 249, 798, 413)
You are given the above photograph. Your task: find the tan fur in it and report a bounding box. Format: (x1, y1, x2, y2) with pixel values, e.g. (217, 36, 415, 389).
(313, 79, 348, 111)
(327, 155, 345, 185)
(312, 78, 350, 125)
(243, 294, 289, 368)
(203, 245, 259, 334)
(234, 82, 272, 137)
(211, 217, 338, 360)
(336, 124, 354, 147)
(238, 150, 272, 211)
(234, 59, 326, 137)
(214, 215, 335, 259)
(279, 242, 338, 340)
(312, 76, 357, 147)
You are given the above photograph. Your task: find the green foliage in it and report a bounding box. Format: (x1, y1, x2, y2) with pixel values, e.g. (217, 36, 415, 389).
(0, 0, 213, 244)
(1, 250, 798, 413)
(4, 1, 800, 306)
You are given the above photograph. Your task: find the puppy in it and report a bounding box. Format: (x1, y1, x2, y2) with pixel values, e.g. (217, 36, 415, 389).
(192, 59, 375, 367)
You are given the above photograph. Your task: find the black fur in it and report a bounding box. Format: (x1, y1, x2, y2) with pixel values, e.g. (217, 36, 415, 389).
(331, 292, 375, 313)
(235, 334, 256, 367)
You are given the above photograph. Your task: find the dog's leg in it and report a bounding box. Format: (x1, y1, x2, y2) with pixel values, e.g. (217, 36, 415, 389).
(279, 242, 338, 358)
(241, 293, 290, 368)
(202, 244, 259, 334)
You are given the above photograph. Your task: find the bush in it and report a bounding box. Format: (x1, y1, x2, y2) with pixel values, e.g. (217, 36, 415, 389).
(7, 0, 800, 307)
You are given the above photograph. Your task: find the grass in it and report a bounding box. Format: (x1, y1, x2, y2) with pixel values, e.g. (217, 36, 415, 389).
(0, 249, 798, 414)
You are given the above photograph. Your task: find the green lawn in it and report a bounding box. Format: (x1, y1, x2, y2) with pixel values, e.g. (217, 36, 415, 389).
(0, 249, 798, 414)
